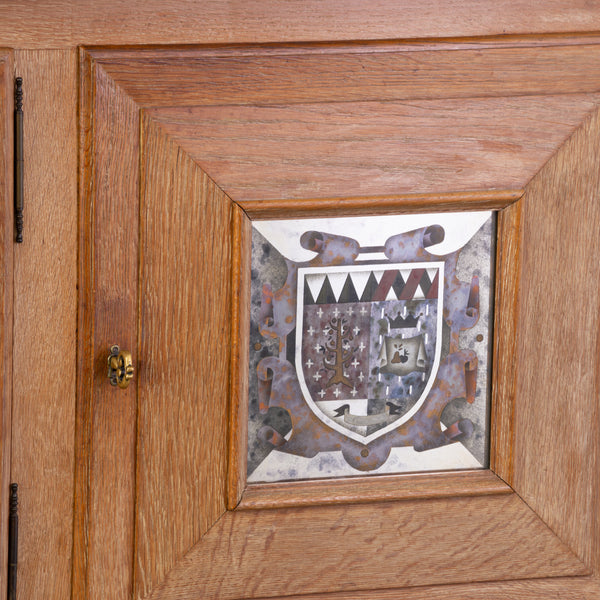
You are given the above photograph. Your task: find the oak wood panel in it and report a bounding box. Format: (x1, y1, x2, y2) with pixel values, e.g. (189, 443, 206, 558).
(490, 201, 522, 483)
(3, 2, 600, 48)
(0, 49, 12, 600)
(512, 104, 600, 568)
(73, 48, 95, 600)
(76, 57, 140, 598)
(151, 96, 600, 201)
(227, 206, 252, 509)
(134, 116, 233, 599)
(259, 575, 600, 600)
(11, 50, 77, 599)
(78, 42, 600, 599)
(239, 190, 523, 220)
(239, 470, 511, 510)
(96, 43, 600, 109)
(150, 494, 587, 600)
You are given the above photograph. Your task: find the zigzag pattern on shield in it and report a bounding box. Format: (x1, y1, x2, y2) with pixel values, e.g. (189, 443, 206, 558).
(303, 267, 440, 305)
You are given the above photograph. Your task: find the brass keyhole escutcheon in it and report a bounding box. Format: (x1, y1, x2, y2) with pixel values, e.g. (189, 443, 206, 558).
(108, 345, 134, 389)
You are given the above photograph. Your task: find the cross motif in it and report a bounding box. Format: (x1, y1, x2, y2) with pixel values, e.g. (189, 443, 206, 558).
(333, 387, 341, 398)
(305, 358, 314, 369)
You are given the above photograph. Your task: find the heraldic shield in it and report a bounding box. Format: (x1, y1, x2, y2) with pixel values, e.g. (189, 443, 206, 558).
(296, 263, 444, 444)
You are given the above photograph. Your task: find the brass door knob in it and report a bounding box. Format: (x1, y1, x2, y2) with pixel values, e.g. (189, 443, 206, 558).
(108, 345, 134, 389)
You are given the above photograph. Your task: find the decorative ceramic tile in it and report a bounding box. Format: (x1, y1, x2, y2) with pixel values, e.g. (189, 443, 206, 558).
(247, 212, 495, 482)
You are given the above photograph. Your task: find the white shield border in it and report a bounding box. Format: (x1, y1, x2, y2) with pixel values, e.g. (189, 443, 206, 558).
(296, 261, 445, 445)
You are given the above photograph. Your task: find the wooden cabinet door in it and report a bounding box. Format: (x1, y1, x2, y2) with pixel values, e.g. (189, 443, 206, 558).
(75, 42, 600, 599)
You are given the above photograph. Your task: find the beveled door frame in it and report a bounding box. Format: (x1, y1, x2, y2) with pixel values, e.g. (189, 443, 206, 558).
(76, 39, 600, 599)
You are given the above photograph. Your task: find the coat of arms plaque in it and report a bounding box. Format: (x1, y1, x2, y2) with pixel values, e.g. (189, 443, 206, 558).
(248, 212, 494, 482)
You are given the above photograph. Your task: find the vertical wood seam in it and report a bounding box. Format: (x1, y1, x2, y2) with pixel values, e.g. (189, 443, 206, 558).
(132, 105, 145, 600)
(73, 48, 97, 600)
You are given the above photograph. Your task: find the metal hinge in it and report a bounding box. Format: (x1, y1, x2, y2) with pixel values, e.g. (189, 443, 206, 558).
(7, 483, 18, 600)
(14, 77, 23, 244)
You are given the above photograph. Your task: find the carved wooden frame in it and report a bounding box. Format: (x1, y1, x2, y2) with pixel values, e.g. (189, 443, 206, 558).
(76, 39, 600, 599)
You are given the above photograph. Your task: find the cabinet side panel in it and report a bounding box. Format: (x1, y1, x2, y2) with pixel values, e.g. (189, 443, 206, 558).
(514, 105, 600, 568)
(134, 116, 232, 598)
(12, 49, 77, 599)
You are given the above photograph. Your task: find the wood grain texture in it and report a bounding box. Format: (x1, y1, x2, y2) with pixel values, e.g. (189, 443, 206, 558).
(76, 58, 140, 599)
(512, 104, 600, 569)
(72, 47, 94, 600)
(151, 95, 600, 201)
(251, 576, 600, 600)
(94, 42, 600, 109)
(11, 50, 77, 600)
(239, 470, 511, 510)
(227, 206, 251, 510)
(4, 3, 600, 49)
(490, 201, 522, 483)
(239, 190, 523, 220)
(149, 493, 587, 599)
(0, 49, 12, 600)
(134, 116, 233, 599)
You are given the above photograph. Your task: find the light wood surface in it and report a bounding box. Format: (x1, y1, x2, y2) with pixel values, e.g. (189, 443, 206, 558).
(512, 104, 600, 568)
(227, 206, 252, 509)
(134, 115, 233, 599)
(152, 96, 600, 201)
(239, 190, 523, 220)
(490, 201, 522, 484)
(252, 576, 600, 600)
(10, 50, 77, 600)
(239, 470, 510, 510)
(0, 4, 597, 598)
(76, 55, 140, 598)
(148, 493, 587, 599)
(98, 43, 600, 108)
(3, 3, 600, 49)
(0, 49, 13, 600)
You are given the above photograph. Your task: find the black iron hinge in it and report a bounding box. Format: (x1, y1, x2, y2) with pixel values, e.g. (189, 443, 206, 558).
(14, 77, 23, 244)
(7, 483, 18, 600)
